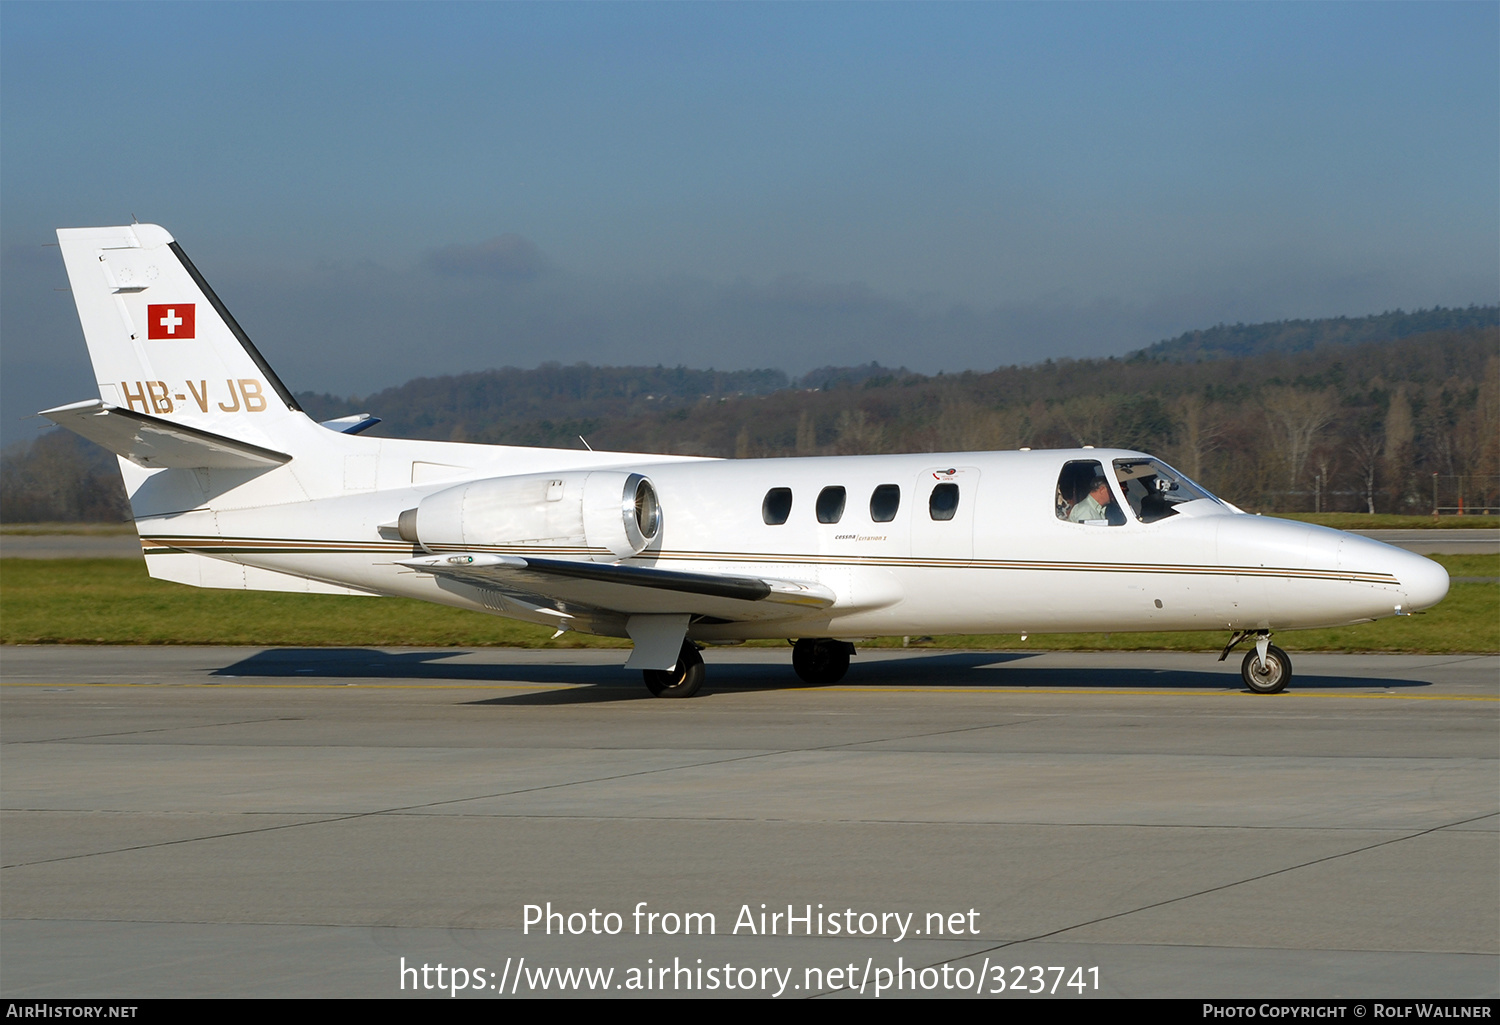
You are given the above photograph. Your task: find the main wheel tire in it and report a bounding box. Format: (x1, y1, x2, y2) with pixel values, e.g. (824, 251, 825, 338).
(792, 638, 851, 685)
(643, 641, 705, 698)
(1241, 644, 1292, 694)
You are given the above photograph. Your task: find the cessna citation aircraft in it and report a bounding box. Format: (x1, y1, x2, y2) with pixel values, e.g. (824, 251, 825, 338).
(40, 224, 1449, 697)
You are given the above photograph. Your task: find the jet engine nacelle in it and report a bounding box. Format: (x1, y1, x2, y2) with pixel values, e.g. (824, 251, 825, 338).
(399, 470, 660, 562)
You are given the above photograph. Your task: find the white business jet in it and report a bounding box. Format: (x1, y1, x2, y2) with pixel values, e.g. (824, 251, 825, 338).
(39, 224, 1449, 697)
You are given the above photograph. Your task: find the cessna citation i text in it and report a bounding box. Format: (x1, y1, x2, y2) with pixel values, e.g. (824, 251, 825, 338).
(41, 224, 1449, 697)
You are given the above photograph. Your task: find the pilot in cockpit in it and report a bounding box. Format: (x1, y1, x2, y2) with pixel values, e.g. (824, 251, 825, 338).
(1068, 476, 1119, 524)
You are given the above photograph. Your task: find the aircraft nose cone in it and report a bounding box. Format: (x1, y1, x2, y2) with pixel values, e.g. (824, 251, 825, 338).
(1397, 551, 1450, 612)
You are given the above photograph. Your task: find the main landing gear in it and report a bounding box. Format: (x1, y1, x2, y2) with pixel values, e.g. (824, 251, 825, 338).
(643, 640, 705, 698)
(792, 638, 855, 685)
(642, 637, 856, 698)
(1219, 630, 1293, 694)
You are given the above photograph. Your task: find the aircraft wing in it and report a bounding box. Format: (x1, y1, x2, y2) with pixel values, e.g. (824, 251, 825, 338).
(399, 552, 836, 622)
(39, 399, 290, 469)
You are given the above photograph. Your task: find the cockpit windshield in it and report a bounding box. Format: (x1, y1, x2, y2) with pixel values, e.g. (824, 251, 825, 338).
(1111, 458, 1222, 523)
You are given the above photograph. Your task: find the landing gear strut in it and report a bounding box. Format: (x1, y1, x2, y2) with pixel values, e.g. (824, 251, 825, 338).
(643, 640, 705, 698)
(1219, 630, 1293, 694)
(792, 638, 854, 685)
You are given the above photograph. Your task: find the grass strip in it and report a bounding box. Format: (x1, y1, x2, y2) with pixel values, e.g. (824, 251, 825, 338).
(1, 555, 1494, 652)
(1, 522, 135, 536)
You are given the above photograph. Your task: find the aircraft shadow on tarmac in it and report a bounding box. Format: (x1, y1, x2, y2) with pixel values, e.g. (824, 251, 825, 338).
(208, 648, 1433, 704)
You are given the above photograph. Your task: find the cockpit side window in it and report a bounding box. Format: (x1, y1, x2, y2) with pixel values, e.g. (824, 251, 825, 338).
(1056, 460, 1125, 526)
(1110, 458, 1221, 523)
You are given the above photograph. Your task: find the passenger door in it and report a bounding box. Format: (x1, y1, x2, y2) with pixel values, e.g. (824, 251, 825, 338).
(911, 466, 978, 564)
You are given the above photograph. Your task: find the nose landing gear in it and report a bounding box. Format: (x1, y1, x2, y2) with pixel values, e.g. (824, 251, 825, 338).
(1220, 630, 1293, 694)
(1240, 643, 1292, 694)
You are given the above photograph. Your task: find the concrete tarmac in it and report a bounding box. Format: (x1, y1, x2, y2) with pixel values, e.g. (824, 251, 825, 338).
(1349, 529, 1500, 555)
(1, 646, 1495, 999)
(0, 534, 142, 559)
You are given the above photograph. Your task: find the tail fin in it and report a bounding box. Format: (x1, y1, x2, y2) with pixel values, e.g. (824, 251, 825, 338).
(54, 224, 302, 437)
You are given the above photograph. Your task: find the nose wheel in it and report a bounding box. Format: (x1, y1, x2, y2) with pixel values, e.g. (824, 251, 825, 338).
(1240, 644, 1292, 694)
(643, 640, 705, 698)
(1221, 630, 1293, 694)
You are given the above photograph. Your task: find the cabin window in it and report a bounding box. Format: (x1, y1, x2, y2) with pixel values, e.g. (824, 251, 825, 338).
(762, 487, 793, 525)
(1111, 458, 1221, 523)
(928, 482, 960, 521)
(816, 486, 847, 524)
(869, 484, 901, 523)
(1056, 460, 1125, 525)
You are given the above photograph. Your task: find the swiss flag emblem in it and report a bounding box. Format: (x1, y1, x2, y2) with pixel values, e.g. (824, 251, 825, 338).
(147, 304, 196, 339)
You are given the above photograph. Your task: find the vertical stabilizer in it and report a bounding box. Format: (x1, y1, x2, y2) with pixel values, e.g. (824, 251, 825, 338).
(55, 224, 302, 439)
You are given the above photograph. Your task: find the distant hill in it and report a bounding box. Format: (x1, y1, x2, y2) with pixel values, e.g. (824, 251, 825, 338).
(792, 362, 920, 391)
(297, 309, 1500, 437)
(1134, 306, 1498, 362)
(296, 363, 789, 443)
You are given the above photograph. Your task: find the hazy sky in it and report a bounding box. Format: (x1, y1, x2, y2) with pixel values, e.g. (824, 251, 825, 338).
(3, 2, 1496, 442)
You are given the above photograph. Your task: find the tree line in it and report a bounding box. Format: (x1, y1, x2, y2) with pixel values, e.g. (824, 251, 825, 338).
(484, 327, 1495, 516)
(4, 319, 1495, 522)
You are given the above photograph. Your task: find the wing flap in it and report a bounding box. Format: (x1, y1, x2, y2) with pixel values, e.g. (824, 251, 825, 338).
(39, 399, 290, 469)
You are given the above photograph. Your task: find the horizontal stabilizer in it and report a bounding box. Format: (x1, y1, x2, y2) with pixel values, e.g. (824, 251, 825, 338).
(39, 399, 291, 470)
(318, 413, 381, 435)
(400, 552, 836, 619)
